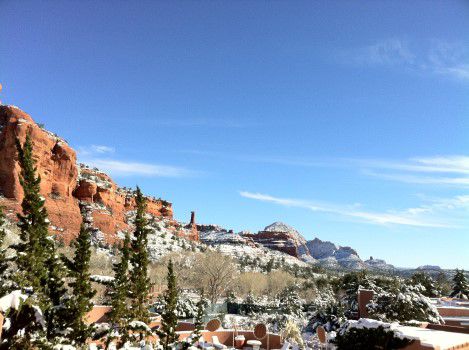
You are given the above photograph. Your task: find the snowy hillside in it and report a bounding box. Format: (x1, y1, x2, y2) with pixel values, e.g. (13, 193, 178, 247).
(198, 224, 308, 269)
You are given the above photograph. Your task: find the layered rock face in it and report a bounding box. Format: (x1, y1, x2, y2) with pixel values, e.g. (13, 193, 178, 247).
(243, 222, 311, 258)
(307, 237, 365, 269)
(196, 219, 394, 271)
(0, 105, 81, 240)
(364, 257, 394, 271)
(198, 224, 256, 246)
(0, 105, 197, 243)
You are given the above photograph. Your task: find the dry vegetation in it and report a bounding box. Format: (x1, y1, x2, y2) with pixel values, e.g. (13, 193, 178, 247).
(1, 220, 321, 304)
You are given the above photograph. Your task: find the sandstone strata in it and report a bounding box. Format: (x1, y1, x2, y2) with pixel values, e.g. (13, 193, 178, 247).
(0, 105, 197, 243)
(243, 221, 311, 257)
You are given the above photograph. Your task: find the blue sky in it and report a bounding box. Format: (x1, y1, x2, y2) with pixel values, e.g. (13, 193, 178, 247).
(1, 1, 468, 269)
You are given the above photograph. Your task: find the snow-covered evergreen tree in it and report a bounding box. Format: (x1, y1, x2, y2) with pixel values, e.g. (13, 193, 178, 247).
(44, 247, 68, 340)
(242, 292, 262, 315)
(13, 135, 68, 341)
(306, 295, 344, 333)
(334, 320, 412, 350)
(278, 285, 303, 318)
(13, 134, 51, 300)
(450, 269, 469, 299)
(155, 291, 199, 319)
(157, 259, 179, 350)
(62, 215, 96, 345)
(410, 272, 440, 297)
(340, 271, 376, 317)
(0, 291, 46, 350)
(0, 206, 11, 296)
(108, 231, 132, 345)
(367, 283, 442, 324)
(129, 187, 151, 323)
(191, 290, 206, 345)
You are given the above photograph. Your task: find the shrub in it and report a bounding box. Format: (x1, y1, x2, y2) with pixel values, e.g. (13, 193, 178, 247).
(306, 299, 344, 332)
(367, 284, 442, 324)
(334, 324, 412, 350)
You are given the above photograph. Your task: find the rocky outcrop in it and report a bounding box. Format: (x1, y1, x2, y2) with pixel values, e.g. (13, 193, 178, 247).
(73, 165, 176, 242)
(364, 257, 394, 271)
(184, 211, 199, 241)
(307, 237, 365, 269)
(0, 105, 197, 243)
(0, 105, 81, 241)
(307, 238, 338, 259)
(243, 222, 311, 258)
(197, 219, 395, 271)
(198, 224, 256, 246)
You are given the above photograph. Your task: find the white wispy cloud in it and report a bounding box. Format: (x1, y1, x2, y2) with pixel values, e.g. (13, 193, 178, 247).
(240, 191, 468, 228)
(84, 159, 193, 177)
(426, 40, 469, 80)
(345, 38, 469, 81)
(355, 155, 469, 187)
(177, 149, 469, 187)
(77, 144, 115, 156)
(77, 144, 194, 177)
(352, 156, 469, 174)
(351, 38, 415, 66)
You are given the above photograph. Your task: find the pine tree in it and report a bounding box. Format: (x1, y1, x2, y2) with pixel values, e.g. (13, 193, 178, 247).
(278, 284, 303, 318)
(191, 289, 206, 345)
(265, 258, 274, 273)
(157, 259, 179, 350)
(62, 215, 96, 345)
(410, 272, 440, 297)
(44, 247, 68, 339)
(450, 269, 469, 299)
(367, 283, 442, 324)
(109, 231, 132, 344)
(129, 186, 151, 323)
(0, 206, 11, 296)
(436, 272, 451, 296)
(13, 134, 50, 299)
(340, 271, 376, 316)
(14, 134, 68, 340)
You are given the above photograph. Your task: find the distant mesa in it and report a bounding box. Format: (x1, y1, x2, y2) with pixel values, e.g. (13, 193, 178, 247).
(198, 219, 395, 271)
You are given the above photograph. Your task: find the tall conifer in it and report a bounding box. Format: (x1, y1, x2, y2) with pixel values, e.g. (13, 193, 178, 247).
(0, 206, 10, 296)
(14, 134, 50, 299)
(62, 214, 96, 344)
(191, 289, 206, 345)
(44, 248, 68, 339)
(14, 134, 68, 339)
(109, 231, 132, 343)
(450, 269, 469, 299)
(129, 187, 151, 323)
(157, 259, 179, 350)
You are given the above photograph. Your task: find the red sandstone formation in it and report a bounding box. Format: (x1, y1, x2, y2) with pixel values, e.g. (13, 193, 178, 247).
(242, 222, 311, 258)
(0, 105, 197, 243)
(187, 211, 199, 241)
(0, 105, 81, 241)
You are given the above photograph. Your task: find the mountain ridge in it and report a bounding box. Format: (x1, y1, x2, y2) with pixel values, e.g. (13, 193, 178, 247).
(0, 104, 424, 272)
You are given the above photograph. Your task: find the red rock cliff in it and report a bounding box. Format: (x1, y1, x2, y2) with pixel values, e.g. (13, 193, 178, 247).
(242, 221, 311, 258)
(0, 105, 196, 243)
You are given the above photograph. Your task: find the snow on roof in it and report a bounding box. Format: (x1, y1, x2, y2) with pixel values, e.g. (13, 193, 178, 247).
(395, 325, 469, 349)
(441, 316, 469, 322)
